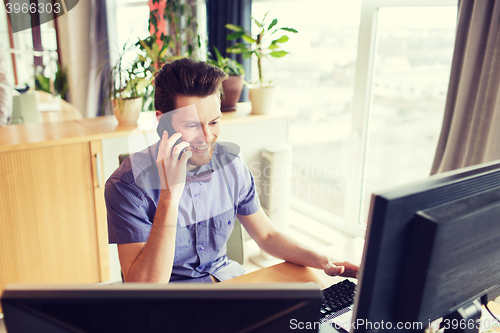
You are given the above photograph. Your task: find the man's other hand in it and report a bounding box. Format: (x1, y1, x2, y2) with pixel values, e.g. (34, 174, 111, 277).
(323, 259, 359, 278)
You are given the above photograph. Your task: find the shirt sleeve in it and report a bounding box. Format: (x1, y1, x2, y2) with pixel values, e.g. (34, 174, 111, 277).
(105, 177, 154, 244)
(236, 158, 261, 216)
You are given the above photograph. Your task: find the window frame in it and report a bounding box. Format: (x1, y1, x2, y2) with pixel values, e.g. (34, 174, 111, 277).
(349, 0, 457, 235)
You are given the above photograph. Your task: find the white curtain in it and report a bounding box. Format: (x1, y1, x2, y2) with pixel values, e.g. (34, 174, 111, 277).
(58, 0, 110, 118)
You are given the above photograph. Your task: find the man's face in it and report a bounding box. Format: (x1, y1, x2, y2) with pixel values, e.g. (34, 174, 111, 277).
(167, 94, 222, 170)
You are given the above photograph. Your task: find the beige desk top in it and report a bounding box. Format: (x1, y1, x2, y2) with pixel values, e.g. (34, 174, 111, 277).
(221, 262, 342, 289)
(0, 107, 288, 153)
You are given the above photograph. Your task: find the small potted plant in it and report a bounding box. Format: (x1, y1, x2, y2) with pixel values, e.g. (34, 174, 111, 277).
(225, 12, 297, 115)
(103, 45, 152, 125)
(208, 46, 245, 112)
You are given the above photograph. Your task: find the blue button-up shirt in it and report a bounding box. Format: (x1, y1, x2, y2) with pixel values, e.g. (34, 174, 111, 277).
(105, 141, 260, 282)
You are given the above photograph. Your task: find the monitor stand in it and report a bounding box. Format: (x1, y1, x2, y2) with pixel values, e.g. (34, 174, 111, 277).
(442, 299, 482, 333)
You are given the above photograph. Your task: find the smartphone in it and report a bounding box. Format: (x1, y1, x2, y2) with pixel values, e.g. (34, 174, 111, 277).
(157, 114, 185, 160)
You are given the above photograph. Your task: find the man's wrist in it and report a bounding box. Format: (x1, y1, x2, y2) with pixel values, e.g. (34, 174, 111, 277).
(319, 255, 332, 270)
(155, 190, 179, 226)
(158, 189, 176, 204)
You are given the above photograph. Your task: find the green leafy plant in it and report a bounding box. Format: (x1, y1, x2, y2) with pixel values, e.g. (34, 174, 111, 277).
(207, 46, 245, 76)
(101, 44, 152, 113)
(35, 61, 69, 100)
(135, 1, 201, 110)
(225, 12, 297, 87)
(148, 0, 200, 62)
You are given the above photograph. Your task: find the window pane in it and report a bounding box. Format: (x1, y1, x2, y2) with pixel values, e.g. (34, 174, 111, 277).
(115, 5, 150, 52)
(361, 6, 457, 223)
(0, 8, 14, 83)
(252, 0, 360, 219)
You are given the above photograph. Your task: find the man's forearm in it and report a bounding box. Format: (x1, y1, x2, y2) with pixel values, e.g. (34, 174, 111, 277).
(124, 191, 178, 283)
(257, 230, 329, 270)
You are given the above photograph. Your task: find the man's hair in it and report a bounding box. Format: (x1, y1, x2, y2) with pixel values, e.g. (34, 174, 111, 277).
(154, 58, 227, 114)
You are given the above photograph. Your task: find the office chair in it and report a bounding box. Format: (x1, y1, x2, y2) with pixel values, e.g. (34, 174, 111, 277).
(118, 154, 245, 265)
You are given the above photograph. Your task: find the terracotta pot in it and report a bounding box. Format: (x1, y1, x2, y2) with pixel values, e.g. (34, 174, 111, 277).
(112, 97, 142, 125)
(221, 75, 244, 112)
(248, 85, 277, 115)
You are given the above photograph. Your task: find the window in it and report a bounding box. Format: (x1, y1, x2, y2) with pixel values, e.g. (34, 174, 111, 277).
(252, 0, 457, 237)
(107, 0, 206, 62)
(1, 8, 59, 87)
(0, 8, 14, 83)
(106, 0, 150, 62)
(107, 0, 150, 53)
(252, 0, 361, 231)
(360, 5, 457, 224)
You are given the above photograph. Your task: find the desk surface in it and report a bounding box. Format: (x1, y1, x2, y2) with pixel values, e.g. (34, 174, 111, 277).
(36, 91, 82, 123)
(222, 262, 344, 289)
(0, 106, 288, 153)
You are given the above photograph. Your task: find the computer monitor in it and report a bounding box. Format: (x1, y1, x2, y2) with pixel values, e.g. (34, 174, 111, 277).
(1, 283, 322, 333)
(351, 160, 500, 333)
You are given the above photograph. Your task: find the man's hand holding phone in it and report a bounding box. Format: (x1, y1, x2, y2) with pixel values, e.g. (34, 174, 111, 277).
(156, 130, 192, 204)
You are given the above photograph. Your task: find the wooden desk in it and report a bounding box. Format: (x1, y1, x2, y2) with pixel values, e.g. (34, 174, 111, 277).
(222, 262, 346, 289)
(36, 91, 82, 123)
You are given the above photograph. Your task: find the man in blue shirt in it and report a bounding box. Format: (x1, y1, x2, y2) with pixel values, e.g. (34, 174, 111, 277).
(105, 58, 359, 283)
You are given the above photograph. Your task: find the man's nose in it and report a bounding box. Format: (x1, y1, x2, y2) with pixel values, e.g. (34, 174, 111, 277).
(197, 125, 213, 144)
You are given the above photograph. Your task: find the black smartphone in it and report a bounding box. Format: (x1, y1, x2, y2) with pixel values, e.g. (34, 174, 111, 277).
(157, 114, 185, 160)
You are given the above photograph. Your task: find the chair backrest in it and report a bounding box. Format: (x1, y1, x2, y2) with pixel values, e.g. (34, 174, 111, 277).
(118, 153, 129, 166)
(226, 218, 244, 264)
(118, 153, 244, 264)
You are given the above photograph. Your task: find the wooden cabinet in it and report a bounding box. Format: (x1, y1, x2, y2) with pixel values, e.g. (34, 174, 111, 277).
(0, 136, 109, 309)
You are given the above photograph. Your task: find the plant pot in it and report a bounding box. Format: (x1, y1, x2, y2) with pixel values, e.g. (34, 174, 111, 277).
(112, 97, 142, 125)
(248, 85, 277, 115)
(221, 75, 244, 112)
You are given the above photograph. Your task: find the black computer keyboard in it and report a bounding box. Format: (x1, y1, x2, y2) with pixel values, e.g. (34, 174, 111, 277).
(320, 279, 356, 320)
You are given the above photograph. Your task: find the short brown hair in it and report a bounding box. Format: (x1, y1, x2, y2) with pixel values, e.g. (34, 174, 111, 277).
(154, 58, 227, 114)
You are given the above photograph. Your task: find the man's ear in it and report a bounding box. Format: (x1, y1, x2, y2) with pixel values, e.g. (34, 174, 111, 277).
(155, 111, 162, 121)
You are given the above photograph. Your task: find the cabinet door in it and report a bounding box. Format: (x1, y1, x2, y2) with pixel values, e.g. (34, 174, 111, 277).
(0, 141, 109, 304)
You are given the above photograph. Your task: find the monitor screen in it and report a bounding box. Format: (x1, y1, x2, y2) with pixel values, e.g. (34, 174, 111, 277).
(352, 160, 500, 333)
(1, 283, 322, 333)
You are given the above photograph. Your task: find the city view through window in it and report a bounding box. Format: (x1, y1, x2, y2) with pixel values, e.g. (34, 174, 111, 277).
(252, 1, 457, 224)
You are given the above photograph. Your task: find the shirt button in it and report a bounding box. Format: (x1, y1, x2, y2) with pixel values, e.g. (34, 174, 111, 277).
(228, 221, 232, 225)
(194, 193, 199, 197)
(199, 246, 205, 252)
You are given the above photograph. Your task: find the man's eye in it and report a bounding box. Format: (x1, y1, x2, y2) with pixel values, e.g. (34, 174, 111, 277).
(210, 121, 219, 125)
(187, 124, 198, 128)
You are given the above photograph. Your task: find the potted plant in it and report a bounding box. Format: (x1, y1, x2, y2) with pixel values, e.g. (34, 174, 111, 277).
(139, 0, 201, 111)
(103, 45, 152, 125)
(225, 12, 297, 115)
(35, 59, 69, 101)
(208, 46, 245, 112)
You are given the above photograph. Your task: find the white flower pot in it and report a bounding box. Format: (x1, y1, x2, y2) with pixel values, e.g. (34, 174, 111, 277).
(248, 85, 277, 115)
(112, 97, 142, 125)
